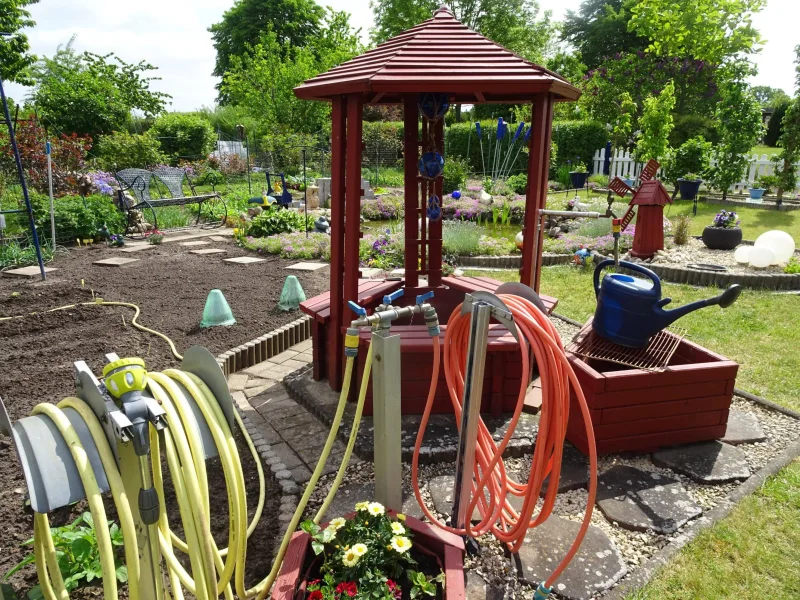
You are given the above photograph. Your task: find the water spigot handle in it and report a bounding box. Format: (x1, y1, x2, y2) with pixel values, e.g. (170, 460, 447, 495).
(416, 291, 434, 305)
(383, 289, 404, 305)
(348, 301, 366, 317)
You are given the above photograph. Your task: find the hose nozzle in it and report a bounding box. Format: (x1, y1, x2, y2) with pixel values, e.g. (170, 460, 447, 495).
(533, 582, 553, 599)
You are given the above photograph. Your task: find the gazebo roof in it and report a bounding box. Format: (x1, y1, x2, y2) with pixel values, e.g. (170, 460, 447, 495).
(294, 7, 580, 104)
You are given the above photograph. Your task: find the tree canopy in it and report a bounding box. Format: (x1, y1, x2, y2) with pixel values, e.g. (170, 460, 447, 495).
(0, 0, 38, 84)
(751, 86, 791, 108)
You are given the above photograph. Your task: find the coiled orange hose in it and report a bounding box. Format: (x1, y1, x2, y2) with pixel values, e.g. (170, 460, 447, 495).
(411, 294, 598, 588)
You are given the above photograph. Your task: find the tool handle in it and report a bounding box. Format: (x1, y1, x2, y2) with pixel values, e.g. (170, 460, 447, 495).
(348, 301, 366, 317)
(593, 259, 662, 299)
(416, 291, 434, 305)
(383, 289, 404, 305)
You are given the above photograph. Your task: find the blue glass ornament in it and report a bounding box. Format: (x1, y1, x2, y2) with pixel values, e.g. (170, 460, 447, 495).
(418, 151, 444, 180)
(451, 190, 461, 199)
(417, 93, 450, 121)
(426, 195, 442, 221)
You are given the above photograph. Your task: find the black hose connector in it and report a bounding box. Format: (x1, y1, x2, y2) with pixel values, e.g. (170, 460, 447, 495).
(139, 487, 160, 525)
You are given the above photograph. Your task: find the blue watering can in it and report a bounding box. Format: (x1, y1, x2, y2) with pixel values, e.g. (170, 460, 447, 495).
(593, 259, 742, 348)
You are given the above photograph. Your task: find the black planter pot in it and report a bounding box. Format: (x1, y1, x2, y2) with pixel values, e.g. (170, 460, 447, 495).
(701, 226, 742, 250)
(678, 178, 702, 200)
(570, 171, 589, 189)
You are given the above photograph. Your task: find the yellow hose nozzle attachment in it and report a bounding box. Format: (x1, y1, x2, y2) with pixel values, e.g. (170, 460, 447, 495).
(103, 357, 148, 398)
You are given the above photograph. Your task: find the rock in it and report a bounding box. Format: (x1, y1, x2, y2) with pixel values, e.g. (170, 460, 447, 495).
(466, 572, 505, 600)
(559, 223, 571, 233)
(653, 441, 751, 483)
(595, 465, 701, 534)
(548, 227, 561, 238)
(307, 185, 320, 209)
(428, 475, 525, 523)
(541, 444, 590, 496)
(721, 409, 767, 445)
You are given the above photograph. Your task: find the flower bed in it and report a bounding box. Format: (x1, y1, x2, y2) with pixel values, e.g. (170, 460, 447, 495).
(239, 232, 331, 260)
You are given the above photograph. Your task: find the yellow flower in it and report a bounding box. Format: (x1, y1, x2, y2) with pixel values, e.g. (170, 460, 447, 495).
(367, 502, 385, 516)
(342, 549, 360, 567)
(390, 536, 412, 554)
(352, 543, 368, 557)
(397, 513, 406, 521)
(329, 518, 347, 530)
(355, 501, 370, 511)
(391, 522, 406, 535)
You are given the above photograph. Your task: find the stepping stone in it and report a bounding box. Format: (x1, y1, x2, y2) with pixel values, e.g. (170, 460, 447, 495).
(721, 409, 766, 445)
(286, 261, 328, 271)
(428, 475, 524, 523)
(180, 240, 211, 247)
(190, 248, 227, 255)
(209, 235, 229, 242)
(2, 265, 57, 278)
(361, 267, 382, 278)
(595, 465, 701, 534)
(540, 444, 590, 496)
(516, 516, 626, 600)
(653, 441, 751, 483)
(466, 573, 504, 600)
(390, 268, 405, 276)
(93, 257, 140, 267)
(118, 244, 154, 253)
(227, 373, 248, 392)
(224, 256, 266, 265)
(314, 482, 424, 522)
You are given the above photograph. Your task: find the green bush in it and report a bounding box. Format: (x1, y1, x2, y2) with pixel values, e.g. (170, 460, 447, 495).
(669, 114, 719, 147)
(551, 120, 607, 176)
(246, 207, 310, 238)
(29, 193, 126, 241)
(362, 121, 404, 168)
(765, 101, 789, 147)
(446, 120, 533, 175)
(506, 173, 527, 194)
(442, 221, 481, 255)
(443, 156, 468, 194)
(150, 113, 215, 163)
(665, 137, 712, 184)
(95, 131, 167, 171)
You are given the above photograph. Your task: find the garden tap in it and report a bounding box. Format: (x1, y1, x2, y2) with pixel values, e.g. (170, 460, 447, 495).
(348, 292, 438, 333)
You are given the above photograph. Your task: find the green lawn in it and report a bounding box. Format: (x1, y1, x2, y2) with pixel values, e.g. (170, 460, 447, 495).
(751, 145, 781, 157)
(666, 202, 800, 241)
(465, 265, 800, 599)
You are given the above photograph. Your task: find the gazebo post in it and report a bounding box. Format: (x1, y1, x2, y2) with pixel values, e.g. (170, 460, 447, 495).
(428, 116, 444, 287)
(403, 95, 419, 289)
(344, 95, 364, 312)
(328, 96, 348, 390)
(521, 93, 555, 291)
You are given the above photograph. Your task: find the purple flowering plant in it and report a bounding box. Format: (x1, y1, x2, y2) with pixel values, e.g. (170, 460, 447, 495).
(711, 210, 739, 229)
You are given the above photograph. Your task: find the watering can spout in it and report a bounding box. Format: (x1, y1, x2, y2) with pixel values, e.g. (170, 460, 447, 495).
(655, 284, 743, 325)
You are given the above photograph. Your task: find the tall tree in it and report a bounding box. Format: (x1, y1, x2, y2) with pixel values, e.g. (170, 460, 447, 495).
(634, 80, 676, 163)
(370, 0, 554, 63)
(209, 0, 325, 100)
(561, 0, 646, 70)
(751, 85, 791, 108)
(0, 0, 38, 84)
(629, 0, 765, 64)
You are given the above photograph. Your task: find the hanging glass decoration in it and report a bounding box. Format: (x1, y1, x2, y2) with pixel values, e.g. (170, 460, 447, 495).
(426, 195, 442, 221)
(418, 151, 444, 180)
(417, 92, 450, 122)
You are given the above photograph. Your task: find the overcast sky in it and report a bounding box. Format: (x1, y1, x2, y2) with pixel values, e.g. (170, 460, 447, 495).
(6, 0, 797, 111)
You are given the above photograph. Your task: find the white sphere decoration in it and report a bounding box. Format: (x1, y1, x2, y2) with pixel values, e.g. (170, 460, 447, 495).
(734, 245, 752, 264)
(754, 230, 796, 264)
(515, 231, 524, 250)
(749, 246, 775, 269)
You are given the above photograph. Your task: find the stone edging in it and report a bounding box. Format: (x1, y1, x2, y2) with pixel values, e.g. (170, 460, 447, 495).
(214, 315, 312, 377)
(455, 254, 572, 268)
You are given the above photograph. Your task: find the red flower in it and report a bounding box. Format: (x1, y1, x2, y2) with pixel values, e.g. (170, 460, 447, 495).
(336, 582, 357, 597)
(386, 580, 397, 590)
(309, 580, 321, 586)
(308, 591, 323, 600)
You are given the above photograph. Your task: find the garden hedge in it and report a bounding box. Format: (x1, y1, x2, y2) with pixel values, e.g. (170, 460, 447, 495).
(550, 120, 608, 174)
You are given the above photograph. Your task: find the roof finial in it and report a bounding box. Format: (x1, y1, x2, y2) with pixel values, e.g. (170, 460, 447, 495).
(434, 5, 454, 18)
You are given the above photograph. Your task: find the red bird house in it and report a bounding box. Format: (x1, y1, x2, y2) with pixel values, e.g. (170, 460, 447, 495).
(627, 179, 672, 259)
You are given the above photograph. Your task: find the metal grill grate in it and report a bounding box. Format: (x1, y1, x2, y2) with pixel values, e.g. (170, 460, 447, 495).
(567, 320, 687, 372)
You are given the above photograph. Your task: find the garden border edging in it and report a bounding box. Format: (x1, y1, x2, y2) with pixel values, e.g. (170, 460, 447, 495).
(455, 254, 572, 268)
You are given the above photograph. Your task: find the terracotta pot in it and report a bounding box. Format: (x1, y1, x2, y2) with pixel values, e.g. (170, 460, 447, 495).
(273, 512, 465, 600)
(701, 226, 742, 250)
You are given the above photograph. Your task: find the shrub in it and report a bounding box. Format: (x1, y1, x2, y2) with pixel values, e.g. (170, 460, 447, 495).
(29, 193, 126, 241)
(442, 156, 468, 194)
(550, 120, 607, 176)
(477, 235, 516, 255)
(360, 230, 404, 270)
(95, 131, 167, 171)
(150, 113, 215, 163)
(361, 196, 404, 220)
(673, 215, 692, 245)
(362, 121, 404, 169)
(669, 114, 719, 147)
(665, 137, 712, 184)
(246, 207, 310, 237)
(442, 221, 481, 255)
(506, 172, 527, 194)
(765, 100, 789, 147)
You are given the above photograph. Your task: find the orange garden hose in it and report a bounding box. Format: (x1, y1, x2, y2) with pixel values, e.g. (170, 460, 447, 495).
(411, 294, 598, 590)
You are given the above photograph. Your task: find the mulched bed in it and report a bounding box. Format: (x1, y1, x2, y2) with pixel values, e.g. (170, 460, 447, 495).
(0, 238, 330, 597)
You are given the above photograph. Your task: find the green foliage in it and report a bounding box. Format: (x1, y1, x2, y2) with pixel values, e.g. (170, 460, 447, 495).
(774, 98, 800, 198)
(0, 238, 55, 270)
(755, 174, 779, 194)
(442, 156, 468, 194)
(783, 257, 800, 274)
(669, 114, 719, 147)
(629, 0, 765, 64)
(665, 136, 712, 184)
(5, 512, 127, 597)
(751, 85, 791, 108)
(551, 120, 607, 175)
(764, 101, 790, 147)
(360, 230, 405, 270)
(506, 172, 527, 194)
(147, 231, 164, 245)
(0, 0, 38, 84)
(28, 193, 126, 241)
(708, 63, 765, 199)
(30, 37, 169, 138)
(150, 113, 215, 163)
(634, 80, 676, 163)
(243, 232, 331, 260)
(246, 207, 309, 238)
(95, 131, 167, 171)
(445, 120, 532, 175)
(409, 570, 445, 598)
(442, 221, 481, 255)
(610, 92, 636, 151)
(673, 214, 692, 245)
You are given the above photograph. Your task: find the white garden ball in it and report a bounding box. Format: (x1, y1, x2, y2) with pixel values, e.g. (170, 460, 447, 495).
(748, 246, 775, 269)
(734, 245, 751, 264)
(754, 230, 796, 264)
(515, 231, 524, 249)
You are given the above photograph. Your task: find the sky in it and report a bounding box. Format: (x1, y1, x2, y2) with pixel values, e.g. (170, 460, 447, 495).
(5, 0, 798, 111)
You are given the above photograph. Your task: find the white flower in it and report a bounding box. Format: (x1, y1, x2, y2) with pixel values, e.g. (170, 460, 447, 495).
(352, 543, 368, 557)
(329, 518, 347, 530)
(390, 536, 412, 554)
(342, 548, 360, 567)
(391, 522, 405, 535)
(367, 502, 385, 516)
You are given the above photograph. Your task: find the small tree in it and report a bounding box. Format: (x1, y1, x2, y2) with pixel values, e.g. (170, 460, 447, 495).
(634, 80, 676, 163)
(774, 48, 800, 202)
(665, 136, 712, 184)
(609, 92, 636, 172)
(708, 62, 764, 199)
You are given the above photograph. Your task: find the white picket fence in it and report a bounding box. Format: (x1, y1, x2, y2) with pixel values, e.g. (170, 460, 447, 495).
(592, 148, 800, 193)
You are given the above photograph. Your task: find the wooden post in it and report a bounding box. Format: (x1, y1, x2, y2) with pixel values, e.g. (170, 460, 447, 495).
(429, 116, 444, 286)
(404, 95, 419, 289)
(520, 94, 554, 291)
(344, 95, 364, 314)
(328, 96, 347, 391)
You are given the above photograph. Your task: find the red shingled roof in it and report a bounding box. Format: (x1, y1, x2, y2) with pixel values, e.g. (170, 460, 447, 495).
(630, 179, 673, 206)
(294, 7, 580, 103)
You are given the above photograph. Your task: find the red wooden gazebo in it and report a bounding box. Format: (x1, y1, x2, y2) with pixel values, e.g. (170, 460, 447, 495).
(295, 7, 580, 406)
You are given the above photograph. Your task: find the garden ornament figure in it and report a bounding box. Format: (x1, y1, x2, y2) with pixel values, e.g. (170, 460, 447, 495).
(573, 246, 592, 266)
(593, 259, 742, 348)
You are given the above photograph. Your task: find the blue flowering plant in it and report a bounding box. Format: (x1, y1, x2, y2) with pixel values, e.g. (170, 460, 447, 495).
(711, 210, 740, 229)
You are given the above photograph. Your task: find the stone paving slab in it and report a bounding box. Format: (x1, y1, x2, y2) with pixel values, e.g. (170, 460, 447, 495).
(208, 235, 229, 242)
(227, 373, 248, 392)
(2, 265, 58, 278)
(190, 248, 227, 255)
(596, 465, 701, 534)
(653, 441, 751, 483)
(541, 444, 590, 496)
(180, 240, 211, 246)
(316, 482, 424, 521)
(224, 256, 266, 264)
(360, 268, 383, 278)
(118, 244, 154, 253)
(721, 409, 767, 445)
(466, 573, 504, 600)
(286, 261, 328, 271)
(428, 474, 525, 523)
(515, 516, 626, 600)
(93, 257, 140, 267)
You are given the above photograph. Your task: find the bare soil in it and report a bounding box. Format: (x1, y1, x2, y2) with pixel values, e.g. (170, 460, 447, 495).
(0, 238, 330, 598)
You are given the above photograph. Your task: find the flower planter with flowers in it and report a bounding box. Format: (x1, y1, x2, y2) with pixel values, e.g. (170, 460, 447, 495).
(702, 210, 742, 250)
(274, 502, 465, 600)
(569, 158, 589, 189)
(677, 174, 702, 200)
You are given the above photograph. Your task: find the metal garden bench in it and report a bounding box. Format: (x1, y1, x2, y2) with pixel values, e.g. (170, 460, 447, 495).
(115, 167, 227, 237)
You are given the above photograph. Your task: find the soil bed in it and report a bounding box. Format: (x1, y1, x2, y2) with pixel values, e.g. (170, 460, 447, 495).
(0, 239, 329, 597)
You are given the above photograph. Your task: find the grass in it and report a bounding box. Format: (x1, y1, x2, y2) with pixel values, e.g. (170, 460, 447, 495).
(751, 145, 781, 157)
(666, 202, 800, 241)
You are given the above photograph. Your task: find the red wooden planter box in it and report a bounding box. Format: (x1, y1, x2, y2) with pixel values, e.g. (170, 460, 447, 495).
(273, 513, 466, 600)
(567, 337, 738, 455)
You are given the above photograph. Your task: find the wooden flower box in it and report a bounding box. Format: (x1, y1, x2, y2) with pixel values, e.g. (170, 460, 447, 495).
(273, 512, 466, 600)
(567, 337, 738, 455)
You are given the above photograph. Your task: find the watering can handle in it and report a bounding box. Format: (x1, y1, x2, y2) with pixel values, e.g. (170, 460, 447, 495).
(593, 259, 662, 298)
